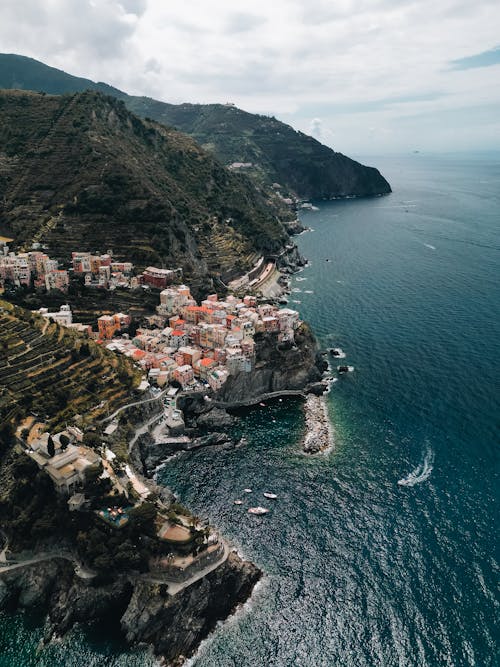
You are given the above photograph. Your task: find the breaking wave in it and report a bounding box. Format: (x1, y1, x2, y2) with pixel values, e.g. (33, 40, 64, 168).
(398, 446, 434, 486)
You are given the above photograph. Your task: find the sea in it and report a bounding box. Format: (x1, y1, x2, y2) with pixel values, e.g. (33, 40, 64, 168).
(1, 153, 499, 667)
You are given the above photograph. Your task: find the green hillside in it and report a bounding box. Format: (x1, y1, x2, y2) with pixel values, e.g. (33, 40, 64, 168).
(0, 89, 288, 284)
(0, 53, 391, 200)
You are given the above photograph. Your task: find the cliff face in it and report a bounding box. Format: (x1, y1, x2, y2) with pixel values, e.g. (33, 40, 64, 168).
(0, 553, 261, 665)
(122, 552, 260, 661)
(217, 324, 325, 404)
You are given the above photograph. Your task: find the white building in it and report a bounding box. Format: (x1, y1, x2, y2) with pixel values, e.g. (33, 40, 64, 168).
(37, 304, 73, 327)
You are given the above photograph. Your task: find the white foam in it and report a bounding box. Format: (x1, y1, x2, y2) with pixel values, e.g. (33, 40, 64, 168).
(304, 290, 314, 294)
(423, 243, 436, 250)
(398, 447, 434, 487)
(183, 575, 269, 667)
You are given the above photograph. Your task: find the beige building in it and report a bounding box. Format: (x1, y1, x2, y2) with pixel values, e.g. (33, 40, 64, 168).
(29, 439, 100, 495)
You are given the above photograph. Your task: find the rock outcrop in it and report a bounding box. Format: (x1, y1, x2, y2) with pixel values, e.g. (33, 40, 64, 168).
(121, 552, 260, 663)
(216, 324, 327, 404)
(0, 552, 261, 665)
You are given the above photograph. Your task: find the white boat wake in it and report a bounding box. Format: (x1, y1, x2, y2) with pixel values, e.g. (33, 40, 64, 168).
(398, 447, 434, 487)
(423, 243, 436, 250)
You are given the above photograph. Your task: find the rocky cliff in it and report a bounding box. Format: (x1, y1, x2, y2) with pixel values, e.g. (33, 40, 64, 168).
(216, 323, 326, 404)
(0, 552, 261, 665)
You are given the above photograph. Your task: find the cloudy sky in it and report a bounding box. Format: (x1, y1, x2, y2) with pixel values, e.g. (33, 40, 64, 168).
(2, 0, 500, 154)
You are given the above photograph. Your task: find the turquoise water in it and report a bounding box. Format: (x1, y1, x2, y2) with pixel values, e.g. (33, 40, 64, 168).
(2, 154, 499, 665)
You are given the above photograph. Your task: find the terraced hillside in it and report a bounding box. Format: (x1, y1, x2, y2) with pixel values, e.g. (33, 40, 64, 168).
(0, 299, 140, 430)
(0, 89, 288, 284)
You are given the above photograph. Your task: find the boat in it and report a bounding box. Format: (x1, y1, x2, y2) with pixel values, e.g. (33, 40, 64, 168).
(248, 507, 270, 515)
(259, 402, 266, 407)
(263, 492, 278, 499)
(234, 500, 243, 505)
(244, 488, 253, 493)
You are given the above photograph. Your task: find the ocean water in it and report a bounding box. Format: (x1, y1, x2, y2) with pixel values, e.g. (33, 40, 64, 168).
(1, 153, 499, 666)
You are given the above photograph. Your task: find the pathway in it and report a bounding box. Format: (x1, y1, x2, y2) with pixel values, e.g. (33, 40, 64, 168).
(214, 388, 306, 409)
(0, 551, 96, 580)
(101, 389, 167, 423)
(128, 411, 166, 452)
(141, 541, 230, 596)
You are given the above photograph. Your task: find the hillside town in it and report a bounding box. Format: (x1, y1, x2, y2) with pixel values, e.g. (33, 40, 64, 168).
(34, 283, 302, 393)
(0, 241, 183, 293)
(0, 240, 302, 396)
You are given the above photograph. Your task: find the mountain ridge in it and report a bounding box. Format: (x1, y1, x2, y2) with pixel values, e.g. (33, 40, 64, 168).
(0, 53, 391, 200)
(0, 88, 289, 287)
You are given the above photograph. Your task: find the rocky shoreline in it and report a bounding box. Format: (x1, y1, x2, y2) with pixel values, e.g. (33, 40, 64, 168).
(0, 552, 261, 665)
(0, 258, 331, 666)
(302, 393, 334, 454)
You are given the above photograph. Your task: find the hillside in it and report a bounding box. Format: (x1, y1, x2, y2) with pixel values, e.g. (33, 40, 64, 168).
(0, 89, 288, 285)
(0, 53, 391, 199)
(0, 299, 140, 430)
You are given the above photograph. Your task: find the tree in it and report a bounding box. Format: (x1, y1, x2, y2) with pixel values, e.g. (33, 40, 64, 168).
(0, 422, 14, 457)
(83, 431, 101, 448)
(59, 434, 70, 450)
(47, 435, 55, 458)
(129, 502, 157, 534)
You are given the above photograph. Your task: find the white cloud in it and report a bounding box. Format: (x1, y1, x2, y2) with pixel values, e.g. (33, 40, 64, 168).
(1, 0, 499, 153)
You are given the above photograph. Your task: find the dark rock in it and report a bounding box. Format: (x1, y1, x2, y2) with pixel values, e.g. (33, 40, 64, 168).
(121, 552, 261, 663)
(0, 552, 261, 665)
(308, 382, 328, 396)
(195, 407, 236, 430)
(216, 324, 323, 404)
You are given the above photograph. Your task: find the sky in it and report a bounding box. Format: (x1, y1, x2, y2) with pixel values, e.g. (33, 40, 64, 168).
(2, 0, 500, 155)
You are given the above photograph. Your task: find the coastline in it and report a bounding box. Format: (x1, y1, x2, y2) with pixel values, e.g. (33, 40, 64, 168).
(0, 226, 333, 666)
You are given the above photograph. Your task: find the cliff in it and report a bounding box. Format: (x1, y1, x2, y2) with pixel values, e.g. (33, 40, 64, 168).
(0, 553, 261, 665)
(0, 53, 391, 200)
(216, 323, 326, 404)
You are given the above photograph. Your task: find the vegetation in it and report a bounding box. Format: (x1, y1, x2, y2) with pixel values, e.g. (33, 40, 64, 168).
(0, 299, 140, 430)
(0, 88, 289, 285)
(0, 53, 391, 200)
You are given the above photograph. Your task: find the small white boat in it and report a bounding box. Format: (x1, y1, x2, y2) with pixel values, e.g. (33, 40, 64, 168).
(234, 500, 243, 505)
(263, 492, 277, 499)
(244, 488, 253, 493)
(248, 507, 269, 515)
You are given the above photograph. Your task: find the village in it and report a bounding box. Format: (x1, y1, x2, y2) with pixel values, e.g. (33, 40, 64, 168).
(0, 239, 304, 582)
(0, 241, 302, 395)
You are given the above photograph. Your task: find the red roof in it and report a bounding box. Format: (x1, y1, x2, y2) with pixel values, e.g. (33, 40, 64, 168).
(200, 357, 216, 366)
(172, 330, 185, 336)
